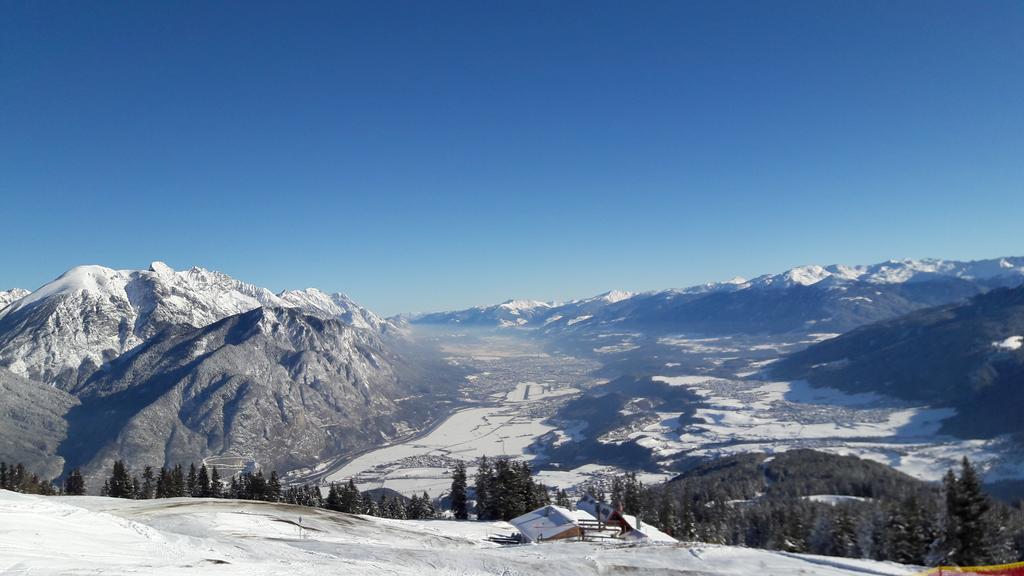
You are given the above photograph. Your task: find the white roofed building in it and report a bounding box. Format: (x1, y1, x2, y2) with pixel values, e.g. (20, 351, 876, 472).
(508, 505, 596, 543)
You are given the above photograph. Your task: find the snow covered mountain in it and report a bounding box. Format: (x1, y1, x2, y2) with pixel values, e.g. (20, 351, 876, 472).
(0, 288, 29, 311)
(0, 262, 423, 485)
(0, 262, 391, 390)
(60, 306, 408, 486)
(414, 257, 1024, 335)
(415, 298, 556, 328)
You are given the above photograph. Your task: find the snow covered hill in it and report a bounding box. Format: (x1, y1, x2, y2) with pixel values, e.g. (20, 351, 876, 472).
(0, 262, 390, 390)
(414, 257, 1024, 335)
(0, 490, 917, 576)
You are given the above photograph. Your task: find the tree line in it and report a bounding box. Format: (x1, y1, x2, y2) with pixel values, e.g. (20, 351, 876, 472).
(98, 459, 443, 520)
(593, 456, 1024, 567)
(0, 462, 69, 495)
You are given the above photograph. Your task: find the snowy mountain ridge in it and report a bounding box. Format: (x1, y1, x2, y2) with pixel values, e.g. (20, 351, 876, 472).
(0, 288, 30, 311)
(0, 261, 389, 389)
(415, 256, 1024, 331)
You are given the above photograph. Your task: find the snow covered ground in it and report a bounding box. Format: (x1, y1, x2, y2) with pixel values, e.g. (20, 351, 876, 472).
(646, 375, 1016, 481)
(0, 490, 918, 575)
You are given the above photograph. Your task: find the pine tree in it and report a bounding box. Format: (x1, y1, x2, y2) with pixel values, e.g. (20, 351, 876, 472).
(828, 506, 860, 558)
(422, 491, 436, 519)
(140, 466, 155, 499)
(474, 456, 493, 520)
(64, 468, 86, 495)
(155, 467, 171, 498)
(12, 464, 26, 491)
(197, 465, 211, 498)
(338, 479, 359, 513)
(942, 457, 996, 566)
(209, 467, 222, 498)
(326, 483, 342, 511)
(187, 463, 198, 497)
(107, 460, 134, 499)
(407, 493, 423, 519)
(360, 492, 377, 516)
(450, 461, 468, 520)
(172, 464, 186, 497)
(678, 490, 697, 541)
(268, 471, 282, 502)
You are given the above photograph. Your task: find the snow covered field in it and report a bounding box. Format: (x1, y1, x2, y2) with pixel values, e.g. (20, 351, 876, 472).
(646, 375, 1017, 481)
(0, 490, 918, 575)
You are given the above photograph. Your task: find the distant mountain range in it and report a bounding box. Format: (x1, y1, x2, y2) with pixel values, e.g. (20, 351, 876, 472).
(0, 262, 424, 488)
(773, 283, 1024, 440)
(414, 257, 1024, 335)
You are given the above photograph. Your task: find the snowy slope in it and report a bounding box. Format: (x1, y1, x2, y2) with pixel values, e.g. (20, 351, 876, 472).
(0, 262, 391, 389)
(0, 490, 917, 576)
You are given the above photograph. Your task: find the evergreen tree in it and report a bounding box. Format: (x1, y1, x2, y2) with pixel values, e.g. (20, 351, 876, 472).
(827, 506, 860, 558)
(450, 461, 468, 520)
(140, 466, 155, 499)
(885, 495, 934, 565)
(12, 464, 26, 491)
(197, 465, 211, 498)
(106, 460, 134, 499)
(407, 493, 424, 519)
(269, 471, 282, 502)
(64, 468, 86, 496)
(474, 457, 493, 520)
(187, 463, 198, 497)
(171, 464, 186, 497)
(422, 491, 436, 519)
(338, 479, 359, 513)
(155, 467, 171, 498)
(209, 467, 222, 498)
(326, 483, 343, 511)
(941, 457, 997, 566)
(360, 492, 378, 516)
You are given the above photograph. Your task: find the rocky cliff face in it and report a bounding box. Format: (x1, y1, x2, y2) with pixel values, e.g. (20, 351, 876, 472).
(61, 307, 407, 486)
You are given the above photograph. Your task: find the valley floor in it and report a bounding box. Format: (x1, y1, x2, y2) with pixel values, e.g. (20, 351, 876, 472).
(0, 490, 919, 576)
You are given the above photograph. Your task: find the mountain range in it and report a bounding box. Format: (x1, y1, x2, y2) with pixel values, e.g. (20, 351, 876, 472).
(0, 262, 422, 487)
(414, 257, 1024, 336)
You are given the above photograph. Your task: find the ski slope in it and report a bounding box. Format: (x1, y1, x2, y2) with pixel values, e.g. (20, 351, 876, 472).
(0, 490, 918, 575)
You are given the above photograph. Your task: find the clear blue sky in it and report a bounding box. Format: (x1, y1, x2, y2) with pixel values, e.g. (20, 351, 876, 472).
(2, 1, 1022, 315)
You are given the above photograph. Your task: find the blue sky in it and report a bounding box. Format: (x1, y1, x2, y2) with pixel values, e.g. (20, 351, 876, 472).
(2, 1, 1022, 315)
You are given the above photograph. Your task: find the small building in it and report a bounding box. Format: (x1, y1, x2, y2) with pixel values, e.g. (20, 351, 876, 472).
(509, 505, 597, 543)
